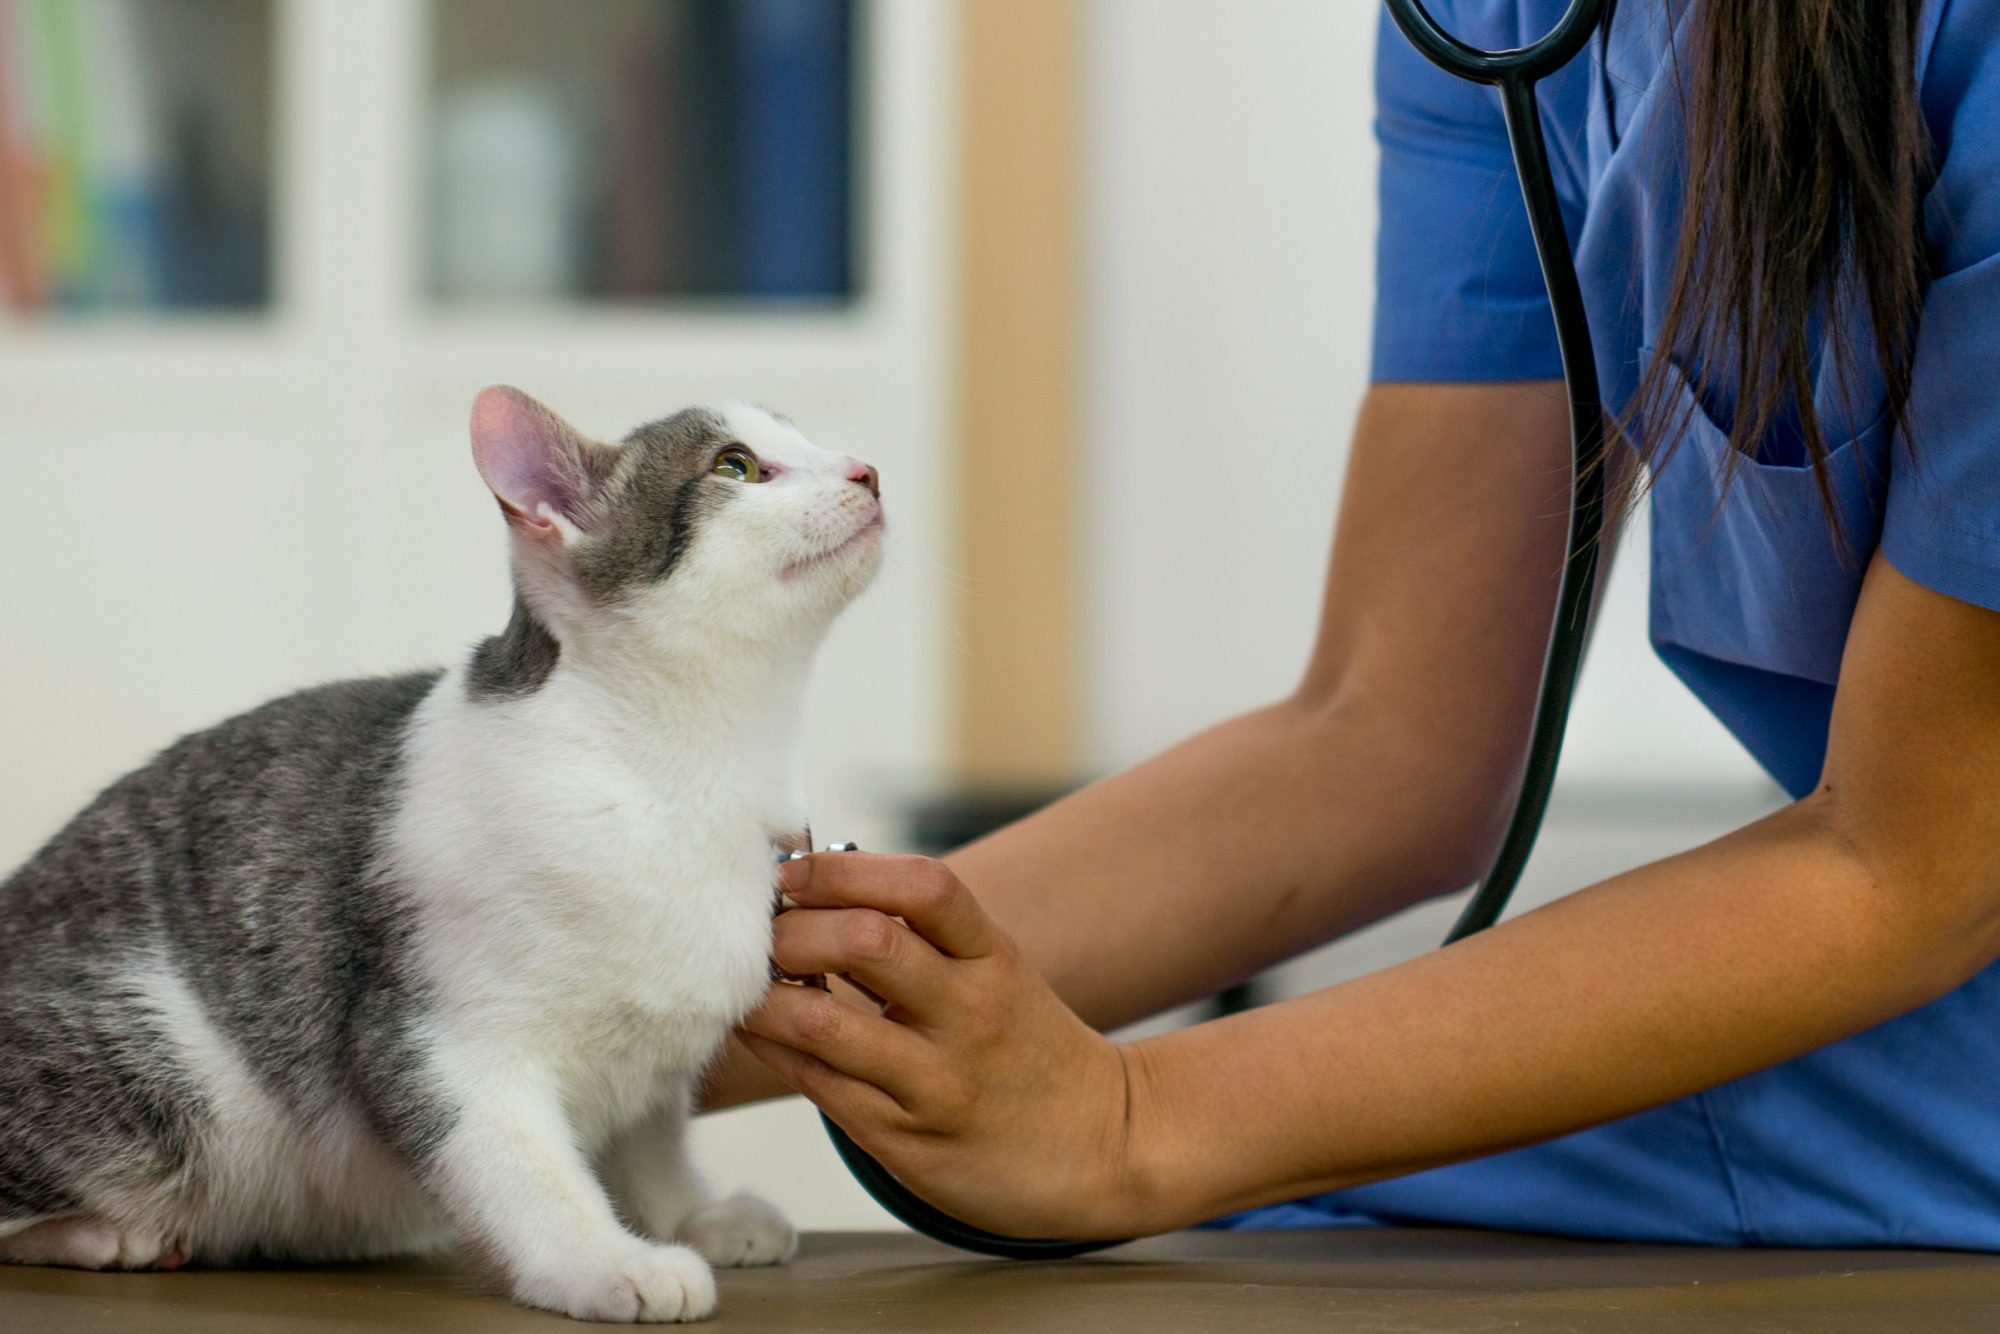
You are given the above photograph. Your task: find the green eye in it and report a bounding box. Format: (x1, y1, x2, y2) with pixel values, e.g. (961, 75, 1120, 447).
(712, 447, 762, 483)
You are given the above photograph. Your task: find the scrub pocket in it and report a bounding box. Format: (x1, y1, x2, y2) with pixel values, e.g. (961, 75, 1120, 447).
(1640, 354, 1894, 793)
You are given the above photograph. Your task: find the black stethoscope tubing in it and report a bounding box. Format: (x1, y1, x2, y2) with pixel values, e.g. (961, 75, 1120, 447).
(821, 0, 1612, 1258)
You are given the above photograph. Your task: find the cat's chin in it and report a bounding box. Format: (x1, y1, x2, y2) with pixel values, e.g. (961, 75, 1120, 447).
(780, 513, 884, 584)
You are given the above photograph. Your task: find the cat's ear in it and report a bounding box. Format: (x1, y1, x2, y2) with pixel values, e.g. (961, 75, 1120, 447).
(469, 385, 616, 541)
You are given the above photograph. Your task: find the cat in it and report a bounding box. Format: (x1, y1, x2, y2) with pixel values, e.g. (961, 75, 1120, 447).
(0, 385, 885, 1322)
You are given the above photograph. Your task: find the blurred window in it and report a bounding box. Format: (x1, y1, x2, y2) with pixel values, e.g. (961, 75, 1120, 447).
(426, 0, 859, 306)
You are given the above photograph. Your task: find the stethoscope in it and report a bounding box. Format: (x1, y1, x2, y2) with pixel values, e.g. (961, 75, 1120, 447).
(817, 0, 1613, 1260)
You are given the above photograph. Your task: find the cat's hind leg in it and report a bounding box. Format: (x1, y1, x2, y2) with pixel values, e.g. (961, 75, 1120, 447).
(0, 1216, 185, 1270)
(0, 1008, 194, 1273)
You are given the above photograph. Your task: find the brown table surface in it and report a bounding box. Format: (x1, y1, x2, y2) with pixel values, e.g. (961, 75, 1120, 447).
(4, 1227, 2000, 1332)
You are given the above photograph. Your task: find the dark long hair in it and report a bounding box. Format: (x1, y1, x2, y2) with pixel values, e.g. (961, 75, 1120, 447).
(1627, 0, 1931, 530)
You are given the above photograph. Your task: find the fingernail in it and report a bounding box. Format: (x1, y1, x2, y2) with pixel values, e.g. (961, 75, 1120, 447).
(778, 856, 811, 891)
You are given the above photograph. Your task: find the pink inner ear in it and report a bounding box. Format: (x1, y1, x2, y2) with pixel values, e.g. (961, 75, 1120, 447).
(470, 385, 593, 533)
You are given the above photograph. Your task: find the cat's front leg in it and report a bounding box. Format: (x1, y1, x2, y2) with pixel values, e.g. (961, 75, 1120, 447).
(599, 1088, 796, 1269)
(415, 1063, 716, 1322)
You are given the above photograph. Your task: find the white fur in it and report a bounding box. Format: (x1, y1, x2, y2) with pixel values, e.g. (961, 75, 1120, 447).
(18, 404, 875, 1319)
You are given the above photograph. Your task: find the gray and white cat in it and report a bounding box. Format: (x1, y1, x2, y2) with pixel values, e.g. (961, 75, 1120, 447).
(0, 386, 885, 1322)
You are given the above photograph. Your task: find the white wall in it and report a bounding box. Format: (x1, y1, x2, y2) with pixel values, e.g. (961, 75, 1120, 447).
(1080, 0, 1768, 797)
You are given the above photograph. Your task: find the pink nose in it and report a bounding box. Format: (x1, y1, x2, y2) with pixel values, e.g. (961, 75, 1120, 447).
(846, 459, 881, 499)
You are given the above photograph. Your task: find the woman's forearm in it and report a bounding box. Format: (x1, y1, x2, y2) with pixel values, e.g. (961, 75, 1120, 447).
(945, 695, 1506, 1032)
(1117, 794, 1999, 1232)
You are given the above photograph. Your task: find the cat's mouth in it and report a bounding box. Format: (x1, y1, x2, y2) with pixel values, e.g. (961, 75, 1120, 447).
(781, 510, 884, 582)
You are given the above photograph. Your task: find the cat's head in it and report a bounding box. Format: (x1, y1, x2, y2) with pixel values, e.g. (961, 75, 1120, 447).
(469, 385, 883, 661)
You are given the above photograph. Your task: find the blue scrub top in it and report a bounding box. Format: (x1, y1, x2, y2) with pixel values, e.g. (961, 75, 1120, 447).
(1219, 0, 2000, 1246)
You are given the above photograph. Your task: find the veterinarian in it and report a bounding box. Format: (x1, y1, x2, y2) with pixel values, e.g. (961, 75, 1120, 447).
(727, 0, 2000, 1247)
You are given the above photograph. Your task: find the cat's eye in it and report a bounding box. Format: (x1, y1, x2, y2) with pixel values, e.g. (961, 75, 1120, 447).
(712, 448, 762, 483)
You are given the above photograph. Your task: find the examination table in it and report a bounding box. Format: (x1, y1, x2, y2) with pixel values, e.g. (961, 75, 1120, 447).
(3, 1227, 1998, 1331)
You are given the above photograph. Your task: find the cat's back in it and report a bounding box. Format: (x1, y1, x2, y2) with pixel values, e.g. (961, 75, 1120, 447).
(0, 670, 443, 968)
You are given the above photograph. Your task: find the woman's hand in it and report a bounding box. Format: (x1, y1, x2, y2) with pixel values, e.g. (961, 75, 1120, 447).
(739, 853, 1152, 1240)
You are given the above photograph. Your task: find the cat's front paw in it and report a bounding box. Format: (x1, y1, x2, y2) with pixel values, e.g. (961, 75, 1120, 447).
(516, 1242, 717, 1323)
(676, 1192, 797, 1268)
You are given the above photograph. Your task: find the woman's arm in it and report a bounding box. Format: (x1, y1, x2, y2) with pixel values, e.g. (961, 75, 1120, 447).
(1122, 555, 2000, 1228)
(701, 381, 1579, 1109)
(741, 554, 2000, 1238)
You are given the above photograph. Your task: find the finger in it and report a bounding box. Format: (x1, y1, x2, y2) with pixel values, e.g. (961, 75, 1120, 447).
(737, 1031, 909, 1128)
(742, 981, 931, 1100)
(778, 854, 998, 959)
(771, 907, 956, 1019)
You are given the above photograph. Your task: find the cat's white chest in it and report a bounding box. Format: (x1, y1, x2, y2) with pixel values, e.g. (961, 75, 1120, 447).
(392, 669, 792, 1098)
(545, 813, 776, 1026)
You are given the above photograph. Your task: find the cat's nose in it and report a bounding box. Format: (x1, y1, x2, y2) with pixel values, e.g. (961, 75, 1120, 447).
(845, 459, 881, 499)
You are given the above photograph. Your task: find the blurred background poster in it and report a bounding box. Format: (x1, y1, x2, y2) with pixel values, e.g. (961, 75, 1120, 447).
(0, 0, 1775, 1228)
(0, 0, 273, 313)
(427, 0, 854, 303)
